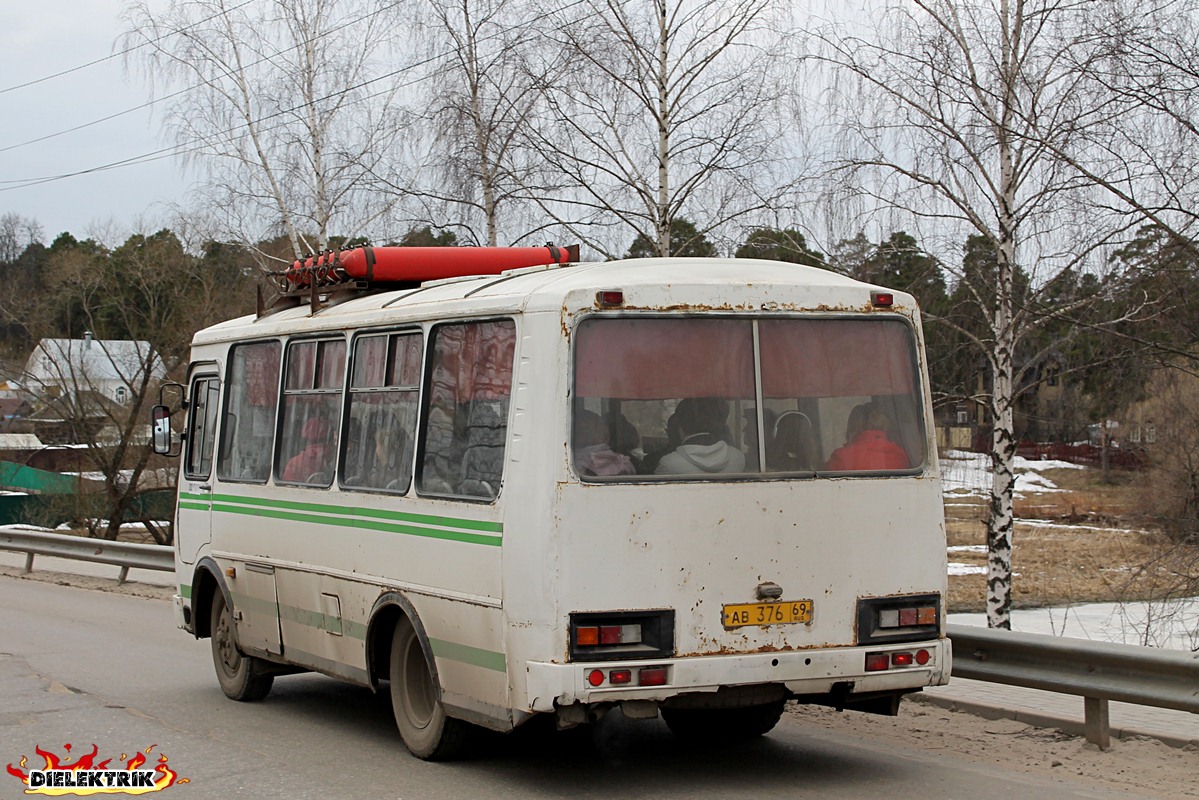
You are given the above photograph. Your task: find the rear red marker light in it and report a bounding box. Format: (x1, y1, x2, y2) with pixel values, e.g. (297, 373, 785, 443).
(638, 667, 668, 686)
(865, 653, 889, 672)
(609, 669, 632, 685)
(600, 625, 621, 644)
(587, 669, 605, 687)
(915, 649, 931, 665)
(891, 652, 914, 667)
(596, 290, 624, 306)
(871, 291, 894, 307)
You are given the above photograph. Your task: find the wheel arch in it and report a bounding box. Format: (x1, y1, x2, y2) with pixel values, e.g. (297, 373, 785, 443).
(366, 591, 442, 697)
(191, 557, 232, 640)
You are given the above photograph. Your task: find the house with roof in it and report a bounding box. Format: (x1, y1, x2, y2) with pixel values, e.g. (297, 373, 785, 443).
(24, 334, 165, 405)
(22, 334, 166, 444)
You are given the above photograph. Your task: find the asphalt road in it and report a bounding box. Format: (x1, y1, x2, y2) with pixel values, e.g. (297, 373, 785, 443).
(0, 576, 1144, 800)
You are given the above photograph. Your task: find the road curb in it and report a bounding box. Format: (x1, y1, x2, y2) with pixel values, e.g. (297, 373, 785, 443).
(909, 691, 1199, 750)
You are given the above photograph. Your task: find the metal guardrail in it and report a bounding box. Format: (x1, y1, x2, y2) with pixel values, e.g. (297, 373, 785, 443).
(947, 622, 1199, 748)
(0, 526, 173, 584)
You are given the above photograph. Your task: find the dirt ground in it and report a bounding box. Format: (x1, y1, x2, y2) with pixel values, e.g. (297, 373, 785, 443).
(788, 700, 1199, 799)
(945, 467, 1199, 613)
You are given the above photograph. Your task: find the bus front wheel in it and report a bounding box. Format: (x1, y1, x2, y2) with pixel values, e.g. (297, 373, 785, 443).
(389, 617, 472, 760)
(661, 701, 785, 741)
(210, 591, 273, 701)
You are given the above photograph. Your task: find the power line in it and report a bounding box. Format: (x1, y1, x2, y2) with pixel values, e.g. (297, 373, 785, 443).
(0, 0, 404, 155)
(0, 0, 258, 96)
(0, 0, 590, 193)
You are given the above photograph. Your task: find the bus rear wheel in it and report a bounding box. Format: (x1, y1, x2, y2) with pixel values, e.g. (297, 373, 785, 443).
(210, 591, 273, 701)
(661, 700, 785, 742)
(389, 617, 472, 760)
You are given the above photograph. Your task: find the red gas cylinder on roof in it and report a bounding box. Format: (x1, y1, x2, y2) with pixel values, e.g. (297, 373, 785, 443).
(285, 244, 578, 289)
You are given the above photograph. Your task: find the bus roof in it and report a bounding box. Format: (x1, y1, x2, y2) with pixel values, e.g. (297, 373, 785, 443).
(193, 257, 918, 345)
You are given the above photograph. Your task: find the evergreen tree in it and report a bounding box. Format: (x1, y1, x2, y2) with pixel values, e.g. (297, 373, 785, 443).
(625, 219, 716, 258)
(734, 228, 824, 266)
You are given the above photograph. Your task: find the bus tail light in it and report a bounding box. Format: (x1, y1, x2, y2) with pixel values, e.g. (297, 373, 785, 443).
(865, 653, 890, 672)
(856, 594, 941, 645)
(638, 667, 668, 686)
(865, 649, 931, 672)
(569, 610, 675, 662)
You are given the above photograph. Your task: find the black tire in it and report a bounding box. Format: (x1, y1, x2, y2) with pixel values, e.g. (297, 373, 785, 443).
(389, 617, 474, 760)
(210, 591, 274, 701)
(661, 700, 785, 742)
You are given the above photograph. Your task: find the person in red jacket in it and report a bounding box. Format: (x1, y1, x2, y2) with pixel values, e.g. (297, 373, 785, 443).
(824, 403, 910, 471)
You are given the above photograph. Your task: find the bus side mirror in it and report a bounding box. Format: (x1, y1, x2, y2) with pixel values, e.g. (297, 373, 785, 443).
(151, 404, 179, 457)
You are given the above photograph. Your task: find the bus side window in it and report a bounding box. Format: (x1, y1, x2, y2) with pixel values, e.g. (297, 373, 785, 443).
(343, 331, 421, 492)
(217, 341, 281, 483)
(418, 319, 515, 500)
(184, 376, 220, 480)
(275, 338, 346, 487)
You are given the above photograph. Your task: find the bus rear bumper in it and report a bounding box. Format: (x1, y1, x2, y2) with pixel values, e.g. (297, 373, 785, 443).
(524, 638, 951, 713)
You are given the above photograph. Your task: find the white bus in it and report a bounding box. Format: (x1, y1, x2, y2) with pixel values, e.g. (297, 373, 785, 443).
(155, 251, 950, 759)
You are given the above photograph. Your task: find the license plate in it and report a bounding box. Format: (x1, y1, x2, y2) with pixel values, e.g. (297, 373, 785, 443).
(722, 600, 814, 628)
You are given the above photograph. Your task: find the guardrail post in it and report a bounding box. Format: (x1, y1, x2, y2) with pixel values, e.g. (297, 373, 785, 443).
(1084, 697, 1110, 750)
(24, 552, 34, 573)
(117, 565, 130, 585)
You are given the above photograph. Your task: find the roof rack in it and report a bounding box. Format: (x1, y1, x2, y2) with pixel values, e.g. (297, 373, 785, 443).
(258, 243, 579, 318)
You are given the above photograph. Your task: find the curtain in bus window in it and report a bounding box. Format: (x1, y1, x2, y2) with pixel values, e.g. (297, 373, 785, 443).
(575, 318, 754, 398)
(758, 319, 914, 398)
(419, 320, 515, 499)
(217, 341, 281, 483)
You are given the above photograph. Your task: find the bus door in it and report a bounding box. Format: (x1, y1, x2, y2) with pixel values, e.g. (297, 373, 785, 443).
(178, 370, 220, 565)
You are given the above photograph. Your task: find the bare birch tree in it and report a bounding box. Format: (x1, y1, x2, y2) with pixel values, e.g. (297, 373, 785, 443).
(0, 213, 44, 263)
(123, 0, 409, 262)
(385, 0, 556, 246)
(816, 0, 1145, 628)
(526, 0, 787, 258)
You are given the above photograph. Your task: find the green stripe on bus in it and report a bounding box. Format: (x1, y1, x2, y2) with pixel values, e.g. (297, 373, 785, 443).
(429, 638, 506, 673)
(209, 502, 502, 546)
(276, 603, 369, 640)
(177, 491, 502, 546)
(202, 492, 503, 533)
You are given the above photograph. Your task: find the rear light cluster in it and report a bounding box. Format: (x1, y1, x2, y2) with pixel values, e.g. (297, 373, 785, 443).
(585, 666, 670, 688)
(569, 610, 675, 662)
(865, 649, 932, 672)
(856, 594, 942, 645)
(575, 624, 642, 646)
(878, 605, 938, 629)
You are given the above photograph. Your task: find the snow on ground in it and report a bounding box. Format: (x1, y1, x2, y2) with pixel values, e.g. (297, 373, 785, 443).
(939, 449, 1083, 498)
(951, 597, 1199, 652)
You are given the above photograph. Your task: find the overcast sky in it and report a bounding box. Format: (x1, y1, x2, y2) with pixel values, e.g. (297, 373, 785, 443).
(0, 0, 186, 244)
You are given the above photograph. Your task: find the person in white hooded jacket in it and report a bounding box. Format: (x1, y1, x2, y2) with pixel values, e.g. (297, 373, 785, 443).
(654, 397, 746, 475)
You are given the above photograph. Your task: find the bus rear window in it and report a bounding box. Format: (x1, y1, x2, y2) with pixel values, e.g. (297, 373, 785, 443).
(572, 317, 925, 479)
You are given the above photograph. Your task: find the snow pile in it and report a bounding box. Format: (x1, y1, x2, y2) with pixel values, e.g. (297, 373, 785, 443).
(939, 449, 1082, 498)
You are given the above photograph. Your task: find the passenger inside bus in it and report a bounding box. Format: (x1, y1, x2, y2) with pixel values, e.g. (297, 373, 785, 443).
(573, 410, 636, 477)
(824, 403, 909, 471)
(370, 423, 411, 490)
(767, 410, 820, 472)
(282, 416, 335, 483)
(654, 397, 746, 475)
